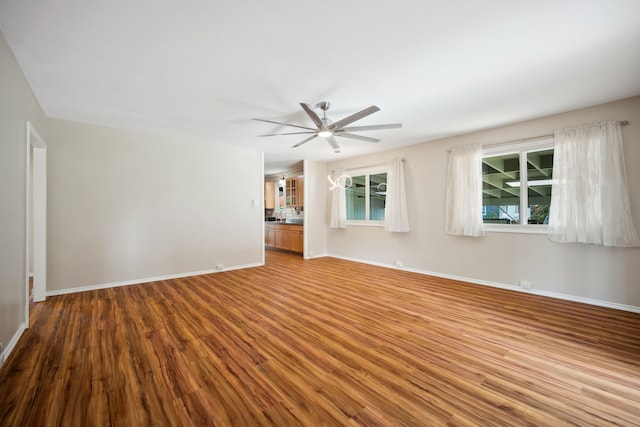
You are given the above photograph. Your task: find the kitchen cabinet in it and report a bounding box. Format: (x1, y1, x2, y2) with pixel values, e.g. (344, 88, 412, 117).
(285, 178, 297, 207)
(289, 225, 303, 253)
(264, 181, 275, 209)
(265, 223, 303, 254)
(274, 226, 290, 249)
(285, 177, 304, 208)
(296, 176, 304, 208)
(265, 223, 275, 247)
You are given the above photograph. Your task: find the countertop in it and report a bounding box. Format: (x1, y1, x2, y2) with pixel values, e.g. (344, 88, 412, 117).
(265, 219, 304, 225)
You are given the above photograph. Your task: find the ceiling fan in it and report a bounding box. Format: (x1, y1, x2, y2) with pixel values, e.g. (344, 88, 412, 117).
(253, 102, 402, 153)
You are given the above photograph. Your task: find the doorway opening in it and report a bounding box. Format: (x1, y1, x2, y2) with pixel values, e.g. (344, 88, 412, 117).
(25, 122, 47, 326)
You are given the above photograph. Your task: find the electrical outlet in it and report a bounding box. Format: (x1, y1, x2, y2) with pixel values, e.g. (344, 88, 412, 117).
(216, 264, 224, 271)
(519, 281, 531, 290)
(393, 261, 403, 268)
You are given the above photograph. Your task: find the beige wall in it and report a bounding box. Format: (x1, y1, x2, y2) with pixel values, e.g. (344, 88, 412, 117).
(43, 118, 264, 292)
(323, 96, 640, 309)
(0, 31, 45, 359)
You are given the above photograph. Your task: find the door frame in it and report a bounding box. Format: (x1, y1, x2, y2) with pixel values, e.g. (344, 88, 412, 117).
(25, 121, 47, 325)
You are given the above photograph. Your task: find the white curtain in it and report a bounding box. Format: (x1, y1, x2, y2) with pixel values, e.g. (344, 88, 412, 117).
(444, 144, 485, 237)
(384, 158, 410, 232)
(547, 121, 639, 246)
(329, 169, 347, 229)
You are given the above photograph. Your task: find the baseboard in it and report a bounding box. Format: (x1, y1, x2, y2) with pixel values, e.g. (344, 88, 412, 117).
(304, 252, 329, 260)
(328, 254, 640, 314)
(46, 262, 264, 297)
(0, 322, 27, 370)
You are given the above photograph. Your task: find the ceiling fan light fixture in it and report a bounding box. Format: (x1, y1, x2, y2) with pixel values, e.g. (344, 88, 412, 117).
(254, 101, 402, 152)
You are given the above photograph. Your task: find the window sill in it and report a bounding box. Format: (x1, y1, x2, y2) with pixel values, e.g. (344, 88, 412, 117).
(483, 224, 548, 235)
(346, 220, 385, 227)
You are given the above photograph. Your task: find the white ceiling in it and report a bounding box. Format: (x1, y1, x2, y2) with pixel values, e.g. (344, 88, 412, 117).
(1, 1, 639, 174)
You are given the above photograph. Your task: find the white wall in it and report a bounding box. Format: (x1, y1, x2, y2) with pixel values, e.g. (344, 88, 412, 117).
(0, 31, 45, 363)
(43, 118, 264, 292)
(303, 160, 328, 258)
(323, 96, 640, 310)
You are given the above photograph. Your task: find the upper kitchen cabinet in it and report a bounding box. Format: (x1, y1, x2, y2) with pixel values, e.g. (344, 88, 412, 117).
(297, 176, 304, 207)
(286, 176, 304, 208)
(264, 181, 275, 209)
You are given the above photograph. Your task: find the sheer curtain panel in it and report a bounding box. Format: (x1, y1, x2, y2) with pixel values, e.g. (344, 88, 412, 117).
(445, 144, 484, 237)
(384, 159, 410, 232)
(329, 170, 347, 229)
(547, 121, 639, 246)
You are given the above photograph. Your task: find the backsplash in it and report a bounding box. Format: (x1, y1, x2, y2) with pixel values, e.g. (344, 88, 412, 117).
(265, 207, 304, 221)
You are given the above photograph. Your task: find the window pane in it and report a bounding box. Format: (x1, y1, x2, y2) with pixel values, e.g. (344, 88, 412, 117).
(482, 153, 520, 224)
(526, 149, 554, 224)
(370, 173, 387, 221)
(346, 175, 366, 220)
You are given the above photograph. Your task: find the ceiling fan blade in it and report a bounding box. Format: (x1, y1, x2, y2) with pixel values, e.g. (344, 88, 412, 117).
(291, 134, 318, 148)
(335, 132, 380, 143)
(258, 131, 317, 137)
(252, 118, 316, 131)
(300, 103, 324, 129)
(325, 136, 341, 153)
(341, 123, 403, 132)
(329, 105, 380, 130)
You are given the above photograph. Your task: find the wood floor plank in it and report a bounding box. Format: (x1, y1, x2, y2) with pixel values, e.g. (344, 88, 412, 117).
(1, 250, 639, 426)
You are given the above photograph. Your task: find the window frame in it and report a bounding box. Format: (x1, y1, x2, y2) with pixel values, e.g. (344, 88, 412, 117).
(344, 165, 389, 227)
(482, 138, 554, 234)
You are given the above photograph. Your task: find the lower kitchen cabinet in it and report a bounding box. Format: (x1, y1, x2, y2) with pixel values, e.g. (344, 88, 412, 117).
(265, 225, 275, 247)
(274, 227, 290, 249)
(289, 225, 303, 253)
(265, 223, 303, 254)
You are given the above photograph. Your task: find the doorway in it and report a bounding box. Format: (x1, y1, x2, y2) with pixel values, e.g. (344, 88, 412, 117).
(26, 122, 47, 325)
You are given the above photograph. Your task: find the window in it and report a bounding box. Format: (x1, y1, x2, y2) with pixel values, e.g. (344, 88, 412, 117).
(346, 169, 387, 225)
(482, 139, 554, 232)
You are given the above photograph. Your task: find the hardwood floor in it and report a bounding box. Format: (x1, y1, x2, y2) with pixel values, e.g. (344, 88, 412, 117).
(1, 251, 639, 426)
